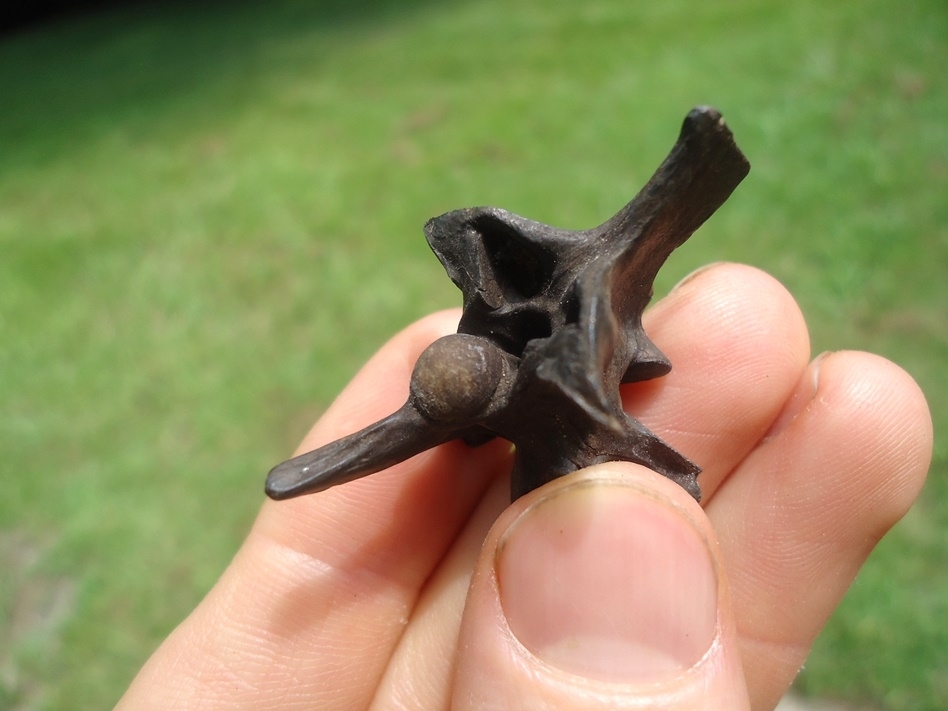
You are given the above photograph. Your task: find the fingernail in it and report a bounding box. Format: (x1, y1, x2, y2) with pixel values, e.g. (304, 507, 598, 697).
(764, 351, 831, 441)
(496, 479, 718, 683)
(669, 261, 726, 294)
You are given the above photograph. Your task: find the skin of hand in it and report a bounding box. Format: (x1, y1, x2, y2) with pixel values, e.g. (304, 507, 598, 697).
(117, 263, 933, 710)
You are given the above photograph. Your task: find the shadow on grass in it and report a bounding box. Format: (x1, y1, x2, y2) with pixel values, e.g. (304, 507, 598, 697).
(0, 0, 468, 168)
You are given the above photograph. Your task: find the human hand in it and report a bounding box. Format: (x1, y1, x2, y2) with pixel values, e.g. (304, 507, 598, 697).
(117, 263, 932, 710)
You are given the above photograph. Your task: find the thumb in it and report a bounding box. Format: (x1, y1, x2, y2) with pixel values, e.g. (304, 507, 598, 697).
(452, 463, 749, 710)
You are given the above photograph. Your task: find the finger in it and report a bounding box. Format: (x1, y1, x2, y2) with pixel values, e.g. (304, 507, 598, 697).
(707, 351, 932, 710)
(370, 262, 811, 707)
(118, 309, 512, 710)
(369, 473, 512, 710)
(630, 262, 811, 499)
(454, 464, 750, 710)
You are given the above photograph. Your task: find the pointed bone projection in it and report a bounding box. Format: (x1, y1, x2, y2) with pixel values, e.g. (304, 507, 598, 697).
(266, 107, 750, 503)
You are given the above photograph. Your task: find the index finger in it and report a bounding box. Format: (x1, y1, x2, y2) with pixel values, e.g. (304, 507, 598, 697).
(118, 308, 512, 710)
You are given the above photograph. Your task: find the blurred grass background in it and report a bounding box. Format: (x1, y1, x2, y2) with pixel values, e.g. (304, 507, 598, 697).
(0, 0, 944, 708)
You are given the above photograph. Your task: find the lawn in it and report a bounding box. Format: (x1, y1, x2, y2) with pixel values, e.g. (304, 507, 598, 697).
(1, 0, 944, 708)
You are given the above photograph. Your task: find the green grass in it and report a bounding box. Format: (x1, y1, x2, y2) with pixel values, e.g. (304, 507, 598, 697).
(1, 0, 944, 708)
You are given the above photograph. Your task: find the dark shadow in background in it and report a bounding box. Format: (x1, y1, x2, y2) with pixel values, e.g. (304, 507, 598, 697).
(2, 0, 120, 36)
(3, 0, 456, 37)
(1, 0, 468, 170)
